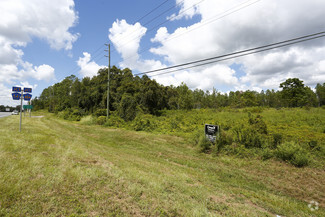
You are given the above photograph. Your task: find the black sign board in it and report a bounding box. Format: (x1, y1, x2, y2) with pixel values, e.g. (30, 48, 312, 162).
(205, 124, 220, 142)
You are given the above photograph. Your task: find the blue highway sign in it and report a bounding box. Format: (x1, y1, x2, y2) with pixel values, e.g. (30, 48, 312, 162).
(12, 93, 21, 100)
(12, 87, 21, 92)
(23, 93, 32, 101)
(24, 88, 32, 93)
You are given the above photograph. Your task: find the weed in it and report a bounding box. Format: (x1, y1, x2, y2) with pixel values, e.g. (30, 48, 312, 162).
(96, 116, 107, 125)
(276, 141, 309, 167)
(272, 133, 283, 149)
(198, 135, 214, 153)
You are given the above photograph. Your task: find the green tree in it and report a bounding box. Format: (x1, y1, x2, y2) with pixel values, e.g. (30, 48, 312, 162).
(279, 78, 308, 107)
(241, 90, 258, 107)
(176, 83, 193, 110)
(316, 83, 325, 106)
(118, 93, 137, 121)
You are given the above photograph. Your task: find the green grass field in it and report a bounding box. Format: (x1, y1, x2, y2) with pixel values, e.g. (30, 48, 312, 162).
(0, 111, 324, 216)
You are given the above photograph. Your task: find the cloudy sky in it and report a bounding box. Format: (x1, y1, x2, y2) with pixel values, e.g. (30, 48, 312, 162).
(1, 0, 325, 106)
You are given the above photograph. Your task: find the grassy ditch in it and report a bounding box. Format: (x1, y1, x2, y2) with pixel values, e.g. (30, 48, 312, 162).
(0, 112, 324, 216)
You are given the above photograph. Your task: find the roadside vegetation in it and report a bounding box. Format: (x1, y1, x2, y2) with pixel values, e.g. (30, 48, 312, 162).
(2, 66, 321, 215)
(0, 113, 324, 216)
(80, 107, 325, 168)
(29, 67, 325, 168)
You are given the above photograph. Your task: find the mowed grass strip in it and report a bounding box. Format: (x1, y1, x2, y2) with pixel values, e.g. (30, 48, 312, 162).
(0, 113, 324, 216)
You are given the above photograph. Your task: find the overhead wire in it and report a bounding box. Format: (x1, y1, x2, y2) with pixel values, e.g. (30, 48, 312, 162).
(135, 0, 171, 24)
(57, 0, 174, 83)
(112, 0, 203, 57)
(122, 0, 261, 62)
(133, 31, 325, 77)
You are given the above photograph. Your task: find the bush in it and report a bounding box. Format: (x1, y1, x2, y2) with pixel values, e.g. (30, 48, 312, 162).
(233, 126, 264, 148)
(244, 107, 264, 113)
(118, 93, 137, 121)
(292, 151, 309, 167)
(272, 133, 283, 149)
(275, 141, 309, 167)
(96, 116, 107, 125)
(248, 114, 268, 134)
(191, 129, 203, 146)
(198, 135, 214, 153)
(94, 108, 107, 117)
(216, 131, 233, 150)
(70, 108, 83, 121)
(261, 148, 274, 160)
(308, 140, 318, 149)
(57, 109, 70, 120)
(57, 108, 83, 121)
(80, 115, 95, 125)
(106, 113, 125, 128)
(132, 114, 155, 131)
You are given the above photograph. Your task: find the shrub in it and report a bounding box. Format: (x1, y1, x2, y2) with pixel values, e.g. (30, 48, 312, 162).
(272, 133, 283, 149)
(223, 143, 250, 158)
(96, 116, 107, 125)
(94, 108, 107, 117)
(106, 113, 125, 128)
(57, 108, 83, 121)
(70, 108, 83, 121)
(276, 141, 309, 167)
(118, 93, 137, 121)
(216, 131, 233, 150)
(244, 107, 264, 113)
(192, 129, 203, 146)
(57, 109, 70, 120)
(170, 117, 180, 131)
(132, 114, 155, 131)
(248, 114, 267, 134)
(80, 115, 95, 125)
(291, 151, 309, 167)
(233, 126, 264, 148)
(276, 142, 297, 161)
(261, 148, 274, 160)
(198, 135, 213, 153)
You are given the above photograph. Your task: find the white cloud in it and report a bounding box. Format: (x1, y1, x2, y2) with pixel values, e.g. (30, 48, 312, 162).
(0, 0, 79, 105)
(34, 65, 55, 82)
(77, 52, 105, 78)
(109, 19, 166, 72)
(154, 64, 238, 91)
(148, 0, 325, 91)
(20, 81, 38, 90)
(0, 0, 79, 50)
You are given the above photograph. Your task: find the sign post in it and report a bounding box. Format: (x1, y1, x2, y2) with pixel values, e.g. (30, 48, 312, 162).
(19, 90, 23, 132)
(23, 105, 33, 117)
(12, 86, 32, 132)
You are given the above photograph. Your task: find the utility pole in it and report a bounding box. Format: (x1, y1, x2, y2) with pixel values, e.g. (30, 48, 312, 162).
(19, 89, 23, 132)
(105, 43, 111, 119)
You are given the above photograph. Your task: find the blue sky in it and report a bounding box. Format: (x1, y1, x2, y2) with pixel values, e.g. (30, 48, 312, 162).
(1, 0, 325, 106)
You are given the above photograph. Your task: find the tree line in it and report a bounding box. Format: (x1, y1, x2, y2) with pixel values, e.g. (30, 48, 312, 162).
(32, 66, 325, 121)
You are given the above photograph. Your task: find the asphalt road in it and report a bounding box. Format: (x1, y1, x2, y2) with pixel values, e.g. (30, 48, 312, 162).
(0, 112, 12, 118)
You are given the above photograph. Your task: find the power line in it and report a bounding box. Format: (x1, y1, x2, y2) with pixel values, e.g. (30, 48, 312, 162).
(135, 0, 171, 23)
(109, 0, 181, 55)
(142, 0, 186, 26)
(122, 0, 260, 63)
(134, 31, 325, 77)
(112, 0, 202, 57)
(55, 0, 174, 83)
